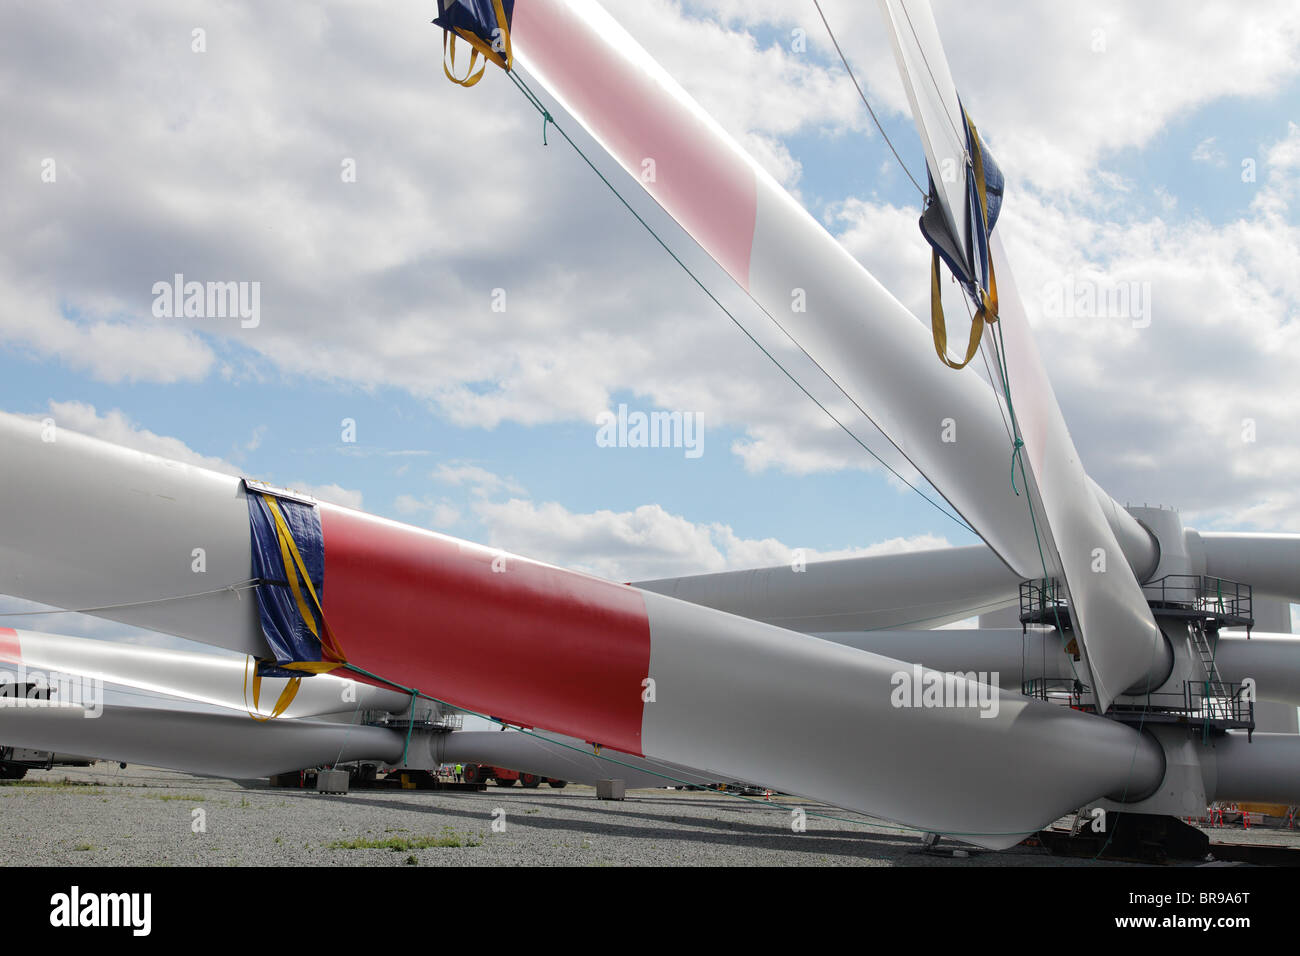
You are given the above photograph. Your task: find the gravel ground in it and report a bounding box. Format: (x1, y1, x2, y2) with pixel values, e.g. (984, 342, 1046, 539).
(2, 763, 1293, 866)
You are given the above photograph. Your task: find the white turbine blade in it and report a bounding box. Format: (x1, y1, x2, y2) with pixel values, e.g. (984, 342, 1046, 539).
(636, 544, 1019, 632)
(1195, 532, 1300, 601)
(0, 702, 405, 779)
(1212, 733, 1300, 806)
(0, 413, 264, 656)
(638, 594, 1164, 849)
(876, 0, 1165, 710)
(990, 236, 1167, 709)
(813, 627, 1080, 686)
(508, 1, 1029, 576)
(1090, 475, 1158, 579)
(878, 0, 967, 248)
(0, 629, 411, 719)
(0, 413, 1163, 848)
(1211, 634, 1300, 705)
(505, 1, 1154, 586)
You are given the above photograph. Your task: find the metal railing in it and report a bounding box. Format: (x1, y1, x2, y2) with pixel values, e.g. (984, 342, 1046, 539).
(1024, 677, 1254, 728)
(1112, 681, 1255, 725)
(1019, 578, 1066, 620)
(1141, 574, 1252, 619)
(1022, 677, 1090, 709)
(434, 712, 465, 732)
(1021, 574, 1253, 627)
(362, 708, 464, 732)
(1184, 681, 1254, 724)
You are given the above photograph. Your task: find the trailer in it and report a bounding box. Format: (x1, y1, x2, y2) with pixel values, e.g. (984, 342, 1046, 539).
(0, 746, 95, 780)
(462, 763, 566, 789)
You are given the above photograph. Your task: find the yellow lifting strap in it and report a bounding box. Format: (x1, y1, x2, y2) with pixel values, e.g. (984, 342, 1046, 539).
(929, 111, 1000, 370)
(442, 0, 513, 88)
(443, 31, 486, 87)
(260, 493, 347, 672)
(243, 656, 302, 722)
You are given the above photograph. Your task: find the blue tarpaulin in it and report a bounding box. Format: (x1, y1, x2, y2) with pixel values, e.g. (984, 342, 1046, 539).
(244, 481, 339, 677)
(918, 98, 1003, 302)
(434, 0, 515, 84)
(917, 99, 1005, 369)
(434, 0, 515, 44)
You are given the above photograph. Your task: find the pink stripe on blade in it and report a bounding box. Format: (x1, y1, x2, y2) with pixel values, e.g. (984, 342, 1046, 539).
(513, 0, 757, 289)
(0, 628, 19, 664)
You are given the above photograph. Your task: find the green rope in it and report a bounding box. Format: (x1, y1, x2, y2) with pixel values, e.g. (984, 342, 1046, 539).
(1009, 437, 1025, 496)
(512, 70, 553, 144)
(984, 319, 1160, 860)
(987, 321, 1082, 687)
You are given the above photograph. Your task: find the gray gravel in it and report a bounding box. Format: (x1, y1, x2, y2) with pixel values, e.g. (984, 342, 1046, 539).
(2, 763, 1289, 866)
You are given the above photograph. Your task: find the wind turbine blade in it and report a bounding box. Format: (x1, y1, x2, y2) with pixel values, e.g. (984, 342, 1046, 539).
(0, 628, 411, 719)
(990, 236, 1169, 709)
(0, 413, 265, 657)
(0, 702, 405, 779)
(507, 1, 1028, 575)
(876, 0, 1166, 710)
(637, 593, 1165, 848)
(636, 543, 1019, 632)
(0, 414, 1163, 847)
(1212, 733, 1300, 806)
(878, 0, 967, 250)
(505, 0, 1153, 586)
(1212, 634, 1300, 705)
(1196, 532, 1300, 601)
(813, 627, 1079, 686)
(836, 626, 1300, 710)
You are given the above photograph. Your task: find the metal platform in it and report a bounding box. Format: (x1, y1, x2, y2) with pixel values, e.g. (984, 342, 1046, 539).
(1018, 578, 1073, 631)
(1022, 677, 1255, 737)
(1019, 571, 1258, 737)
(1018, 574, 1254, 633)
(1108, 681, 1256, 738)
(1142, 574, 1254, 632)
(362, 710, 464, 733)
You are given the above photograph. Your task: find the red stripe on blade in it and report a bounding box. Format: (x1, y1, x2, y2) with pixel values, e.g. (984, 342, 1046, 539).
(0, 627, 18, 664)
(513, 0, 758, 290)
(320, 507, 651, 756)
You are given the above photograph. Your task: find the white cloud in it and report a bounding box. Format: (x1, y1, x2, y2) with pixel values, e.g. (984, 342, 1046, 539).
(820, 115, 1300, 533)
(0, 278, 215, 385)
(433, 462, 527, 497)
(403, 460, 951, 581)
(683, 0, 1300, 196)
(5, 0, 1300, 543)
(992, 124, 1300, 531)
(21, 400, 366, 511)
(1192, 136, 1226, 167)
(290, 482, 364, 511)
(1251, 120, 1300, 217)
(472, 494, 948, 581)
(31, 400, 236, 473)
(395, 493, 461, 529)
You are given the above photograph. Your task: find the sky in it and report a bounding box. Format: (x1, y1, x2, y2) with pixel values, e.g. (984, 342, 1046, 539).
(1, 0, 1298, 649)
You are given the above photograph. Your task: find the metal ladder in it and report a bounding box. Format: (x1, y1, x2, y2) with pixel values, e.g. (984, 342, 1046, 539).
(1188, 618, 1232, 720)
